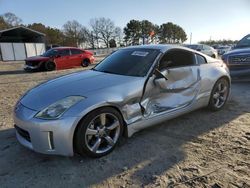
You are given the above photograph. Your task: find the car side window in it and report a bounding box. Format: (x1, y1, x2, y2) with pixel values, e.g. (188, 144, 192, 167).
(71, 49, 82, 55)
(196, 54, 207, 64)
(197, 45, 203, 51)
(59, 49, 70, 56)
(204, 45, 210, 50)
(159, 49, 196, 70)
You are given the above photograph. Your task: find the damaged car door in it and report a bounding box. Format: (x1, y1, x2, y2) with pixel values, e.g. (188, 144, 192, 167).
(140, 49, 201, 117)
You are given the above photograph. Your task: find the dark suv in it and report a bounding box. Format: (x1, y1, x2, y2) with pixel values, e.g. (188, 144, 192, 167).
(222, 34, 250, 77)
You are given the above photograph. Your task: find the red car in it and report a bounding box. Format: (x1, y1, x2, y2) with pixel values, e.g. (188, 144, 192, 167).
(24, 47, 95, 71)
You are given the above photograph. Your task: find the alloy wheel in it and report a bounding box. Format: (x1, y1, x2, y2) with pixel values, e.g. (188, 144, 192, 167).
(84, 113, 121, 154)
(212, 79, 229, 109)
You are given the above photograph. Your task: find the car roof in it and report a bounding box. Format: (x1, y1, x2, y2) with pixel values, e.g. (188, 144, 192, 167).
(123, 44, 195, 53)
(125, 44, 219, 62)
(52, 47, 83, 50)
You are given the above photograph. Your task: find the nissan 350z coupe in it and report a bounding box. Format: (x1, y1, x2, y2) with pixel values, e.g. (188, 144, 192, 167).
(14, 45, 231, 157)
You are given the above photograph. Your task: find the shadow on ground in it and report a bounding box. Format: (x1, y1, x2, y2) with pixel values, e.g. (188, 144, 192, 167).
(0, 70, 27, 75)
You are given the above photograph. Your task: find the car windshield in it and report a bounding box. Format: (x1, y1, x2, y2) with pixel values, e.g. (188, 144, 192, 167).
(93, 48, 160, 77)
(236, 34, 250, 48)
(42, 49, 59, 57)
(185, 45, 198, 50)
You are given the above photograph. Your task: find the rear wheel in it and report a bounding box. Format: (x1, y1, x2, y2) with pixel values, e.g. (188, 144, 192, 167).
(208, 78, 229, 111)
(75, 107, 124, 158)
(45, 61, 56, 71)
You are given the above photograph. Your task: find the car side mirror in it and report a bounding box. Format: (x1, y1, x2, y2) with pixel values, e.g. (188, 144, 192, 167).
(154, 69, 168, 80)
(55, 54, 61, 58)
(196, 49, 201, 52)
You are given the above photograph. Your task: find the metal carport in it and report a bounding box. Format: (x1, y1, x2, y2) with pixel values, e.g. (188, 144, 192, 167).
(0, 26, 46, 61)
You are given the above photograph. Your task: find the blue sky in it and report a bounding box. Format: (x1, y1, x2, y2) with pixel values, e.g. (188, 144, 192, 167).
(0, 0, 250, 43)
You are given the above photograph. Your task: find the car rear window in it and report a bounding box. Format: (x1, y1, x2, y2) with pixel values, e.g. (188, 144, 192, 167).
(94, 48, 160, 77)
(185, 45, 199, 50)
(236, 35, 250, 48)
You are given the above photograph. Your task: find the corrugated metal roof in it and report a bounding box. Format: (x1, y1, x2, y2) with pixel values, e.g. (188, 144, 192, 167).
(0, 26, 45, 36)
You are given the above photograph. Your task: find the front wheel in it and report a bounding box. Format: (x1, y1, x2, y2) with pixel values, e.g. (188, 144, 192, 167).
(74, 107, 124, 158)
(45, 61, 56, 71)
(208, 78, 230, 111)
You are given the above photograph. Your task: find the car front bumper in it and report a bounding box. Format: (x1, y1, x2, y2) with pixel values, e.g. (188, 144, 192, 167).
(228, 65, 250, 77)
(24, 64, 40, 71)
(230, 69, 250, 77)
(13, 102, 79, 156)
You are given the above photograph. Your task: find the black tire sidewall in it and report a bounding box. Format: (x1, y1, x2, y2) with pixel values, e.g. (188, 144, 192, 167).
(208, 78, 229, 111)
(81, 59, 90, 67)
(75, 107, 124, 158)
(45, 61, 56, 71)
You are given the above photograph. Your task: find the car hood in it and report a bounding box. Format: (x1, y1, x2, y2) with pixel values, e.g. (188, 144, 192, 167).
(25, 56, 50, 61)
(20, 70, 142, 111)
(223, 47, 250, 56)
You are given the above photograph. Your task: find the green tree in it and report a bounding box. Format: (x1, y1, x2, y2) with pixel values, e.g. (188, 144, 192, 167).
(27, 23, 64, 45)
(159, 22, 187, 43)
(124, 20, 158, 45)
(199, 39, 238, 46)
(0, 16, 8, 30)
(46, 27, 64, 45)
(141, 20, 158, 43)
(27, 23, 47, 34)
(124, 20, 141, 45)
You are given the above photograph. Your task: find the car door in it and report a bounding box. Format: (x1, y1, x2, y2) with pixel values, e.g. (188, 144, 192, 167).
(54, 49, 72, 69)
(140, 49, 201, 118)
(70, 49, 84, 66)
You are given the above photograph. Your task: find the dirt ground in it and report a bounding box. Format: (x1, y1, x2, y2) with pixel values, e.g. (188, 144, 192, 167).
(0, 60, 249, 188)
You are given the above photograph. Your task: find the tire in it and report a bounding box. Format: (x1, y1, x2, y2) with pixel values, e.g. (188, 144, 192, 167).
(208, 78, 230, 111)
(45, 61, 56, 71)
(81, 59, 90, 67)
(75, 107, 124, 158)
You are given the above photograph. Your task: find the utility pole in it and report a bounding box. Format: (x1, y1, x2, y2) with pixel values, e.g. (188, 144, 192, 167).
(190, 32, 192, 44)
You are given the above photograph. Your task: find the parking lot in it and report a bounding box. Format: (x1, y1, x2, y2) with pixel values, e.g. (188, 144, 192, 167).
(0, 61, 249, 187)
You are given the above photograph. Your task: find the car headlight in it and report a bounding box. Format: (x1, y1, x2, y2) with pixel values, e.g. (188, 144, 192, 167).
(35, 96, 85, 119)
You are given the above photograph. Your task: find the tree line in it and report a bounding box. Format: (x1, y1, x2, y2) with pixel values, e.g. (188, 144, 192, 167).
(124, 20, 187, 45)
(0, 12, 187, 49)
(199, 39, 238, 46)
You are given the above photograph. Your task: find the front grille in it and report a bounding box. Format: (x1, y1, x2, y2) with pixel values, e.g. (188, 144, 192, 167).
(228, 64, 250, 71)
(15, 125, 31, 142)
(229, 55, 250, 65)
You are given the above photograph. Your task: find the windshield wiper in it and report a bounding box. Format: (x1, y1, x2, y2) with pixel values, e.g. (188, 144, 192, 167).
(100, 70, 115, 74)
(91, 68, 113, 74)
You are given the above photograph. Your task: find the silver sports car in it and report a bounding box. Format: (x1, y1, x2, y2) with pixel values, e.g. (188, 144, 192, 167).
(14, 45, 231, 157)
